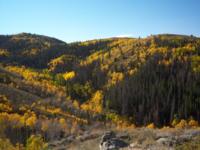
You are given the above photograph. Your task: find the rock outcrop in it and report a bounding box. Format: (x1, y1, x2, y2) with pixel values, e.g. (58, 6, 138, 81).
(99, 131, 128, 150)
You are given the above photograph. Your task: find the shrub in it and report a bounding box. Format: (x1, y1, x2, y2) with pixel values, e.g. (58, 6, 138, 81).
(146, 123, 155, 129)
(0, 138, 16, 150)
(188, 119, 199, 128)
(171, 118, 179, 127)
(81, 90, 103, 113)
(26, 114, 37, 128)
(26, 135, 47, 150)
(105, 112, 135, 129)
(63, 71, 75, 80)
(176, 119, 188, 128)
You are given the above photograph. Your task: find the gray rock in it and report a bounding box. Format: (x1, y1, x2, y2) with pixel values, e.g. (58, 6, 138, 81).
(100, 131, 128, 150)
(117, 132, 130, 140)
(156, 132, 198, 147)
(100, 138, 128, 150)
(156, 137, 175, 146)
(101, 131, 116, 143)
(76, 132, 99, 142)
(66, 135, 75, 142)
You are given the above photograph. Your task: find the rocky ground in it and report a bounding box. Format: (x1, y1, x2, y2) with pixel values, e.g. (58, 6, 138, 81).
(49, 127, 200, 150)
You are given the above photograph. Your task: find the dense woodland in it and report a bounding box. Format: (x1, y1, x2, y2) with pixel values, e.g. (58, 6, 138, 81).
(0, 33, 200, 149)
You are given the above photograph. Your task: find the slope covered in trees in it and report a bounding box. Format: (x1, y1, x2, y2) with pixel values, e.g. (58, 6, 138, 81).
(0, 33, 200, 148)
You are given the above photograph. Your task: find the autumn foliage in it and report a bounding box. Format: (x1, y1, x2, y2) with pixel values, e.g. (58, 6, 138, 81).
(0, 33, 200, 149)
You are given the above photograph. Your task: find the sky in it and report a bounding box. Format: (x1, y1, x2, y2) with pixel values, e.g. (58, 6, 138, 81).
(0, 0, 200, 42)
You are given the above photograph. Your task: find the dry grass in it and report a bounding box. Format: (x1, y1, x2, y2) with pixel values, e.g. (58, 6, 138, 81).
(175, 136, 200, 150)
(66, 135, 100, 150)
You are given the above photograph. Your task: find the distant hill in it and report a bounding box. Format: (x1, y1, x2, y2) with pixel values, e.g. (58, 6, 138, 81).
(0, 33, 68, 68)
(0, 33, 123, 68)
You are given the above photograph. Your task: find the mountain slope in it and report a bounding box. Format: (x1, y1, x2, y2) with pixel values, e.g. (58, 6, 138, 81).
(0, 33, 200, 148)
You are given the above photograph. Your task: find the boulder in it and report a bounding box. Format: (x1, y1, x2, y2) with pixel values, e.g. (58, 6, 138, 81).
(100, 138, 128, 150)
(101, 131, 116, 143)
(156, 137, 175, 146)
(99, 131, 128, 150)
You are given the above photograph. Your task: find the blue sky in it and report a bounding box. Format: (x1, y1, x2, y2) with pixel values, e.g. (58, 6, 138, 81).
(0, 0, 199, 42)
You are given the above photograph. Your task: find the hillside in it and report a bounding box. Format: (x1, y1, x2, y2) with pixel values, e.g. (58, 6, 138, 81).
(0, 33, 200, 149)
